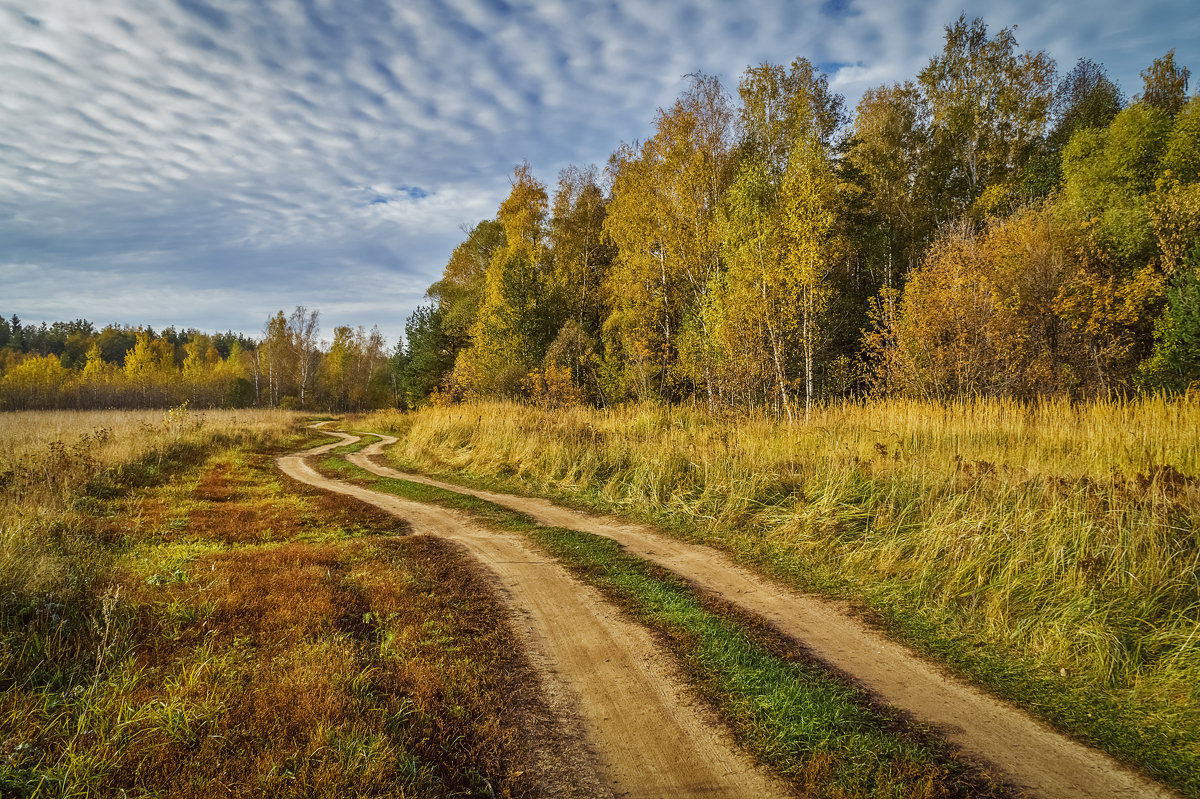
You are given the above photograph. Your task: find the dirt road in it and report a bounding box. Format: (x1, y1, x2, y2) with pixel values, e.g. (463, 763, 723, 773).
(346, 432, 1177, 799)
(279, 431, 788, 799)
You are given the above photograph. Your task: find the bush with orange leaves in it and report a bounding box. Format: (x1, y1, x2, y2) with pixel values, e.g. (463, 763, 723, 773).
(866, 209, 1165, 399)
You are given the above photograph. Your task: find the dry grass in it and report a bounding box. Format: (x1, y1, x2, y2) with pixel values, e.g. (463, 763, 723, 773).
(0, 408, 300, 466)
(0, 408, 302, 630)
(0, 410, 537, 797)
(0, 408, 300, 510)
(357, 396, 1200, 793)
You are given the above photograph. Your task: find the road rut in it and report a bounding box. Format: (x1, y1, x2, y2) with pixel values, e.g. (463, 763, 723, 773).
(348, 432, 1177, 799)
(280, 431, 788, 799)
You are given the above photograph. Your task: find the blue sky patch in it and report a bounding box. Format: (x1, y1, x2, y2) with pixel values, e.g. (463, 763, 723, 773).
(173, 0, 231, 31)
(820, 0, 857, 18)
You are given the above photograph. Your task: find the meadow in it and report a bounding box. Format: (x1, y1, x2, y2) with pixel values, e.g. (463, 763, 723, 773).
(0, 409, 296, 616)
(0, 409, 540, 797)
(4, 399, 1196, 796)
(357, 396, 1200, 793)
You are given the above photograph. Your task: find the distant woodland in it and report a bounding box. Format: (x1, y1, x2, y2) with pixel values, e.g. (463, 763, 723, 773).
(0, 309, 394, 411)
(5, 17, 1199, 413)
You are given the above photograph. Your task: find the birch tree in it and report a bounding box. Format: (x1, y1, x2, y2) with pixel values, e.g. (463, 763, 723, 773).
(780, 136, 842, 412)
(718, 59, 845, 416)
(287, 306, 320, 408)
(604, 73, 733, 403)
(456, 163, 553, 397)
(918, 16, 1056, 213)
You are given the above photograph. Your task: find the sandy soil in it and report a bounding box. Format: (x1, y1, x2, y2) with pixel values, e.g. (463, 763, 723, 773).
(346, 432, 1178, 799)
(279, 430, 789, 799)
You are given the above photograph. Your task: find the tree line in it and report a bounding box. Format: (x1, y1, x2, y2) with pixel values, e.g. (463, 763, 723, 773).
(395, 16, 1200, 414)
(0, 308, 396, 411)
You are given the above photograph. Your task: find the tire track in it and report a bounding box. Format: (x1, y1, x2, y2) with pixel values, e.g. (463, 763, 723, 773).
(280, 430, 789, 799)
(347, 432, 1177, 799)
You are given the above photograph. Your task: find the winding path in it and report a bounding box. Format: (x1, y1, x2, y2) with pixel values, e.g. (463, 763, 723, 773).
(343, 432, 1178, 799)
(279, 430, 788, 799)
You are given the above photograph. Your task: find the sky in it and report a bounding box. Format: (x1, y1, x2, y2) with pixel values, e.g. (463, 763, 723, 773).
(2, 0, 1198, 346)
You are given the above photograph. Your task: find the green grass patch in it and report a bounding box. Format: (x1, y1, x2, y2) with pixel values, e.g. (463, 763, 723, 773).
(330, 434, 378, 455)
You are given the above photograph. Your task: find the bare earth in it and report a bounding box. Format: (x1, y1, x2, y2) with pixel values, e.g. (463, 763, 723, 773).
(279, 431, 789, 799)
(340, 432, 1179, 799)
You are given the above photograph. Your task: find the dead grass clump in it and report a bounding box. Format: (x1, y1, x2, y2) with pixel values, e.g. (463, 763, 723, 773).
(193, 462, 238, 502)
(185, 503, 263, 544)
(302, 485, 408, 535)
(209, 542, 361, 643)
(1133, 463, 1197, 499)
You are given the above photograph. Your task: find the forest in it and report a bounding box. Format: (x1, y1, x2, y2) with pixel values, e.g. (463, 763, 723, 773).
(398, 16, 1200, 415)
(4, 16, 1198, 413)
(0, 309, 395, 411)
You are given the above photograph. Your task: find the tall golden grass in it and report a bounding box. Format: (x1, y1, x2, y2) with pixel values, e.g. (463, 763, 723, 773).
(361, 396, 1199, 744)
(0, 409, 300, 496)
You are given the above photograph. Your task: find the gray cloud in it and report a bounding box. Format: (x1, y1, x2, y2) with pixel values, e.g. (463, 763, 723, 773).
(1, 0, 1197, 343)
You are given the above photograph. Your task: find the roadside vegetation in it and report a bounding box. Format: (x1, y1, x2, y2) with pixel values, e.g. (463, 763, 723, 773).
(0, 409, 538, 797)
(354, 395, 1200, 795)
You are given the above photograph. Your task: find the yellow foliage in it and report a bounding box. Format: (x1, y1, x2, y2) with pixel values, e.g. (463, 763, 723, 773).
(1, 354, 70, 390)
(1151, 181, 1200, 274)
(522, 363, 583, 409)
(871, 209, 1166, 398)
(123, 332, 175, 378)
(456, 164, 550, 398)
(82, 343, 107, 382)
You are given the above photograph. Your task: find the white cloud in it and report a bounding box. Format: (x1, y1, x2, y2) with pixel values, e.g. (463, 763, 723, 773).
(1, 0, 1197, 343)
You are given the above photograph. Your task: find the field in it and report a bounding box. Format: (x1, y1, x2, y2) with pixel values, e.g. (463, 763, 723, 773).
(355, 396, 1200, 793)
(2, 399, 1196, 797)
(0, 409, 544, 797)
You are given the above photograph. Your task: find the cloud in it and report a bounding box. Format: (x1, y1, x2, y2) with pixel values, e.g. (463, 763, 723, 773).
(1, 0, 1197, 343)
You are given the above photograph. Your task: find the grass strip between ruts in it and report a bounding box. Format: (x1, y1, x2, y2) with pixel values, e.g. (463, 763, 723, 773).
(318, 453, 1012, 799)
(328, 434, 377, 455)
(350, 447, 1200, 799)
